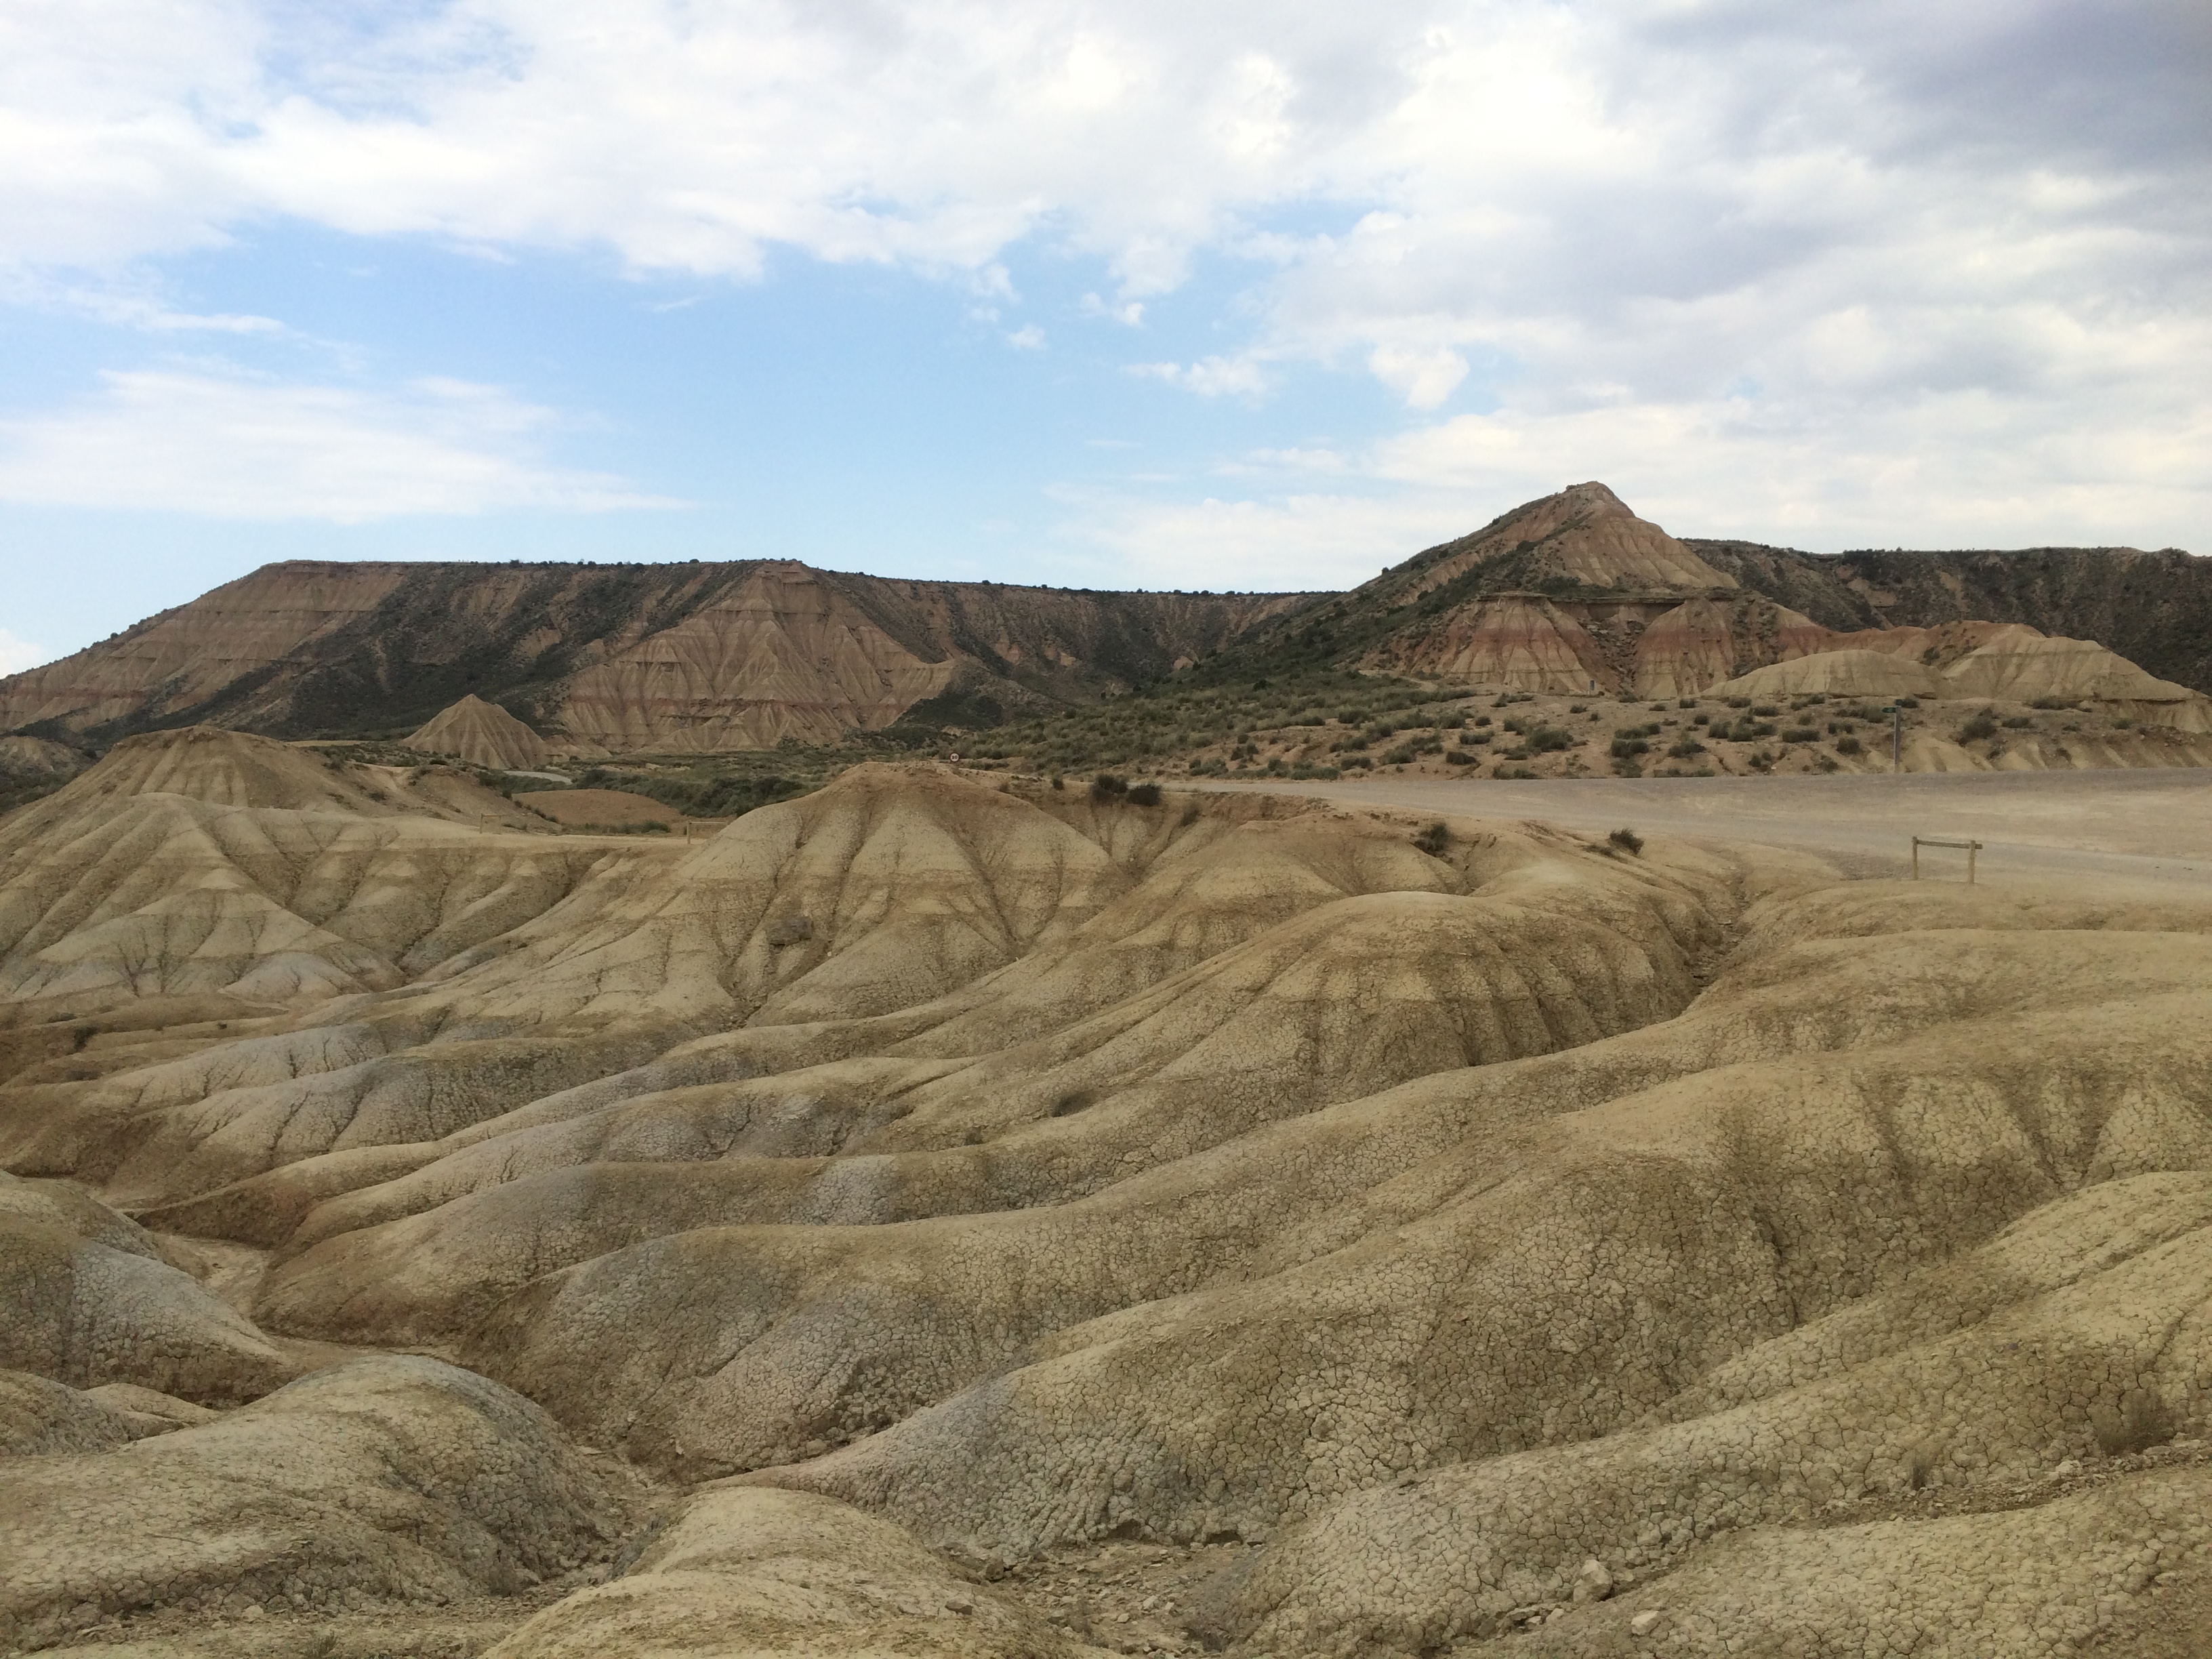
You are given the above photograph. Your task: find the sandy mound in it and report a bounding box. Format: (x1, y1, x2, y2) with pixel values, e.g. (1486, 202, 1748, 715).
(489, 1487, 1100, 1658)
(0, 1369, 140, 1456)
(0, 1356, 631, 1651)
(409, 695, 553, 771)
(58, 726, 396, 813)
(1941, 630, 2194, 703)
(0, 726, 638, 1018)
(1710, 628, 2212, 732)
(1707, 647, 1947, 700)
(0, 1172, 295, 1404)
(517, 786, 680, 827)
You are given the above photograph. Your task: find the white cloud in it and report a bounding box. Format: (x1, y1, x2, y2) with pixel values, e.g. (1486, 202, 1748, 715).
(1005, 323, 1046, 349)
(0, 629, 51, 674)
(0, 370, 679, 521)
(1081, 294, 1147, 327)
(1367, 344, 1467, 409)
(1131, 355, 1272, 398)
(1, 1, 2205, 554)
(1049, 485, 1473, 593)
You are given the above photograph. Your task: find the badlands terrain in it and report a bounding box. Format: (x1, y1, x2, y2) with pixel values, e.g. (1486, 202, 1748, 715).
(5, 720, 2212, 1658)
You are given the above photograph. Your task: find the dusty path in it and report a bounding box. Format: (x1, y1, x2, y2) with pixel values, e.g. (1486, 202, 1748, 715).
(1198, 769, 2212, 891)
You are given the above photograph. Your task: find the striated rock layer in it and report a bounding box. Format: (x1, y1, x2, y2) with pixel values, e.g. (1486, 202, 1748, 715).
(408, 695, 554, 771)
(0, 559, 1309, 752)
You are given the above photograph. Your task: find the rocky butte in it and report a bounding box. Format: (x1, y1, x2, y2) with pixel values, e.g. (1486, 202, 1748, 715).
(3, 487, 2212, 1657)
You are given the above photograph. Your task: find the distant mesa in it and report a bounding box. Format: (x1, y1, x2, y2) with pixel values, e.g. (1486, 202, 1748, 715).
(1, 485, 2207, 759)
(407, 695, 552, 772)
(0, 559, 1309, 754)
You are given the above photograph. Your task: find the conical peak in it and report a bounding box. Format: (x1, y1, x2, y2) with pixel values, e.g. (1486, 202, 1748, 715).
(408, 695, 550, 771)
(1407, 481, 1736, 595)
(1558, 480, 1631, 514)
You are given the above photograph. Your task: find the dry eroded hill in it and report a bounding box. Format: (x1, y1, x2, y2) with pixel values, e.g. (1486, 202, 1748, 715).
(0, 560, 1309, 752)
(3, 730, 2212, 1656)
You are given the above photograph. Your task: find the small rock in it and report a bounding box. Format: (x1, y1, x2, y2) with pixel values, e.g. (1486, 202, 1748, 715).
(1631, 1609, 1664, 1635)
(2054, 1459, 2081, 1479)
(1573, 1557, 1614, 1602)
(944, 1596, 972, 1614)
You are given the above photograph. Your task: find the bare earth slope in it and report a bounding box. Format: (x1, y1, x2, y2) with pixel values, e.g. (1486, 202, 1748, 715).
(1692, 537, 2212, 695)
(0, 560, 1310, 750)
(408, 694, 554, 770)
(6, 731, 2212, 1656)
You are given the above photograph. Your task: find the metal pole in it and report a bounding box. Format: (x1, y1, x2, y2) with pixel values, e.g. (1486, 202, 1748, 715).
(1911, 837, 1920, 880)
(1893, 707, 1902, 773)
(1967, 843, 1977, 885)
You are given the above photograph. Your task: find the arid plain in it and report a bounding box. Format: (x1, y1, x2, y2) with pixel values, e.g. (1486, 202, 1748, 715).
(8, 484, 2212, 1659)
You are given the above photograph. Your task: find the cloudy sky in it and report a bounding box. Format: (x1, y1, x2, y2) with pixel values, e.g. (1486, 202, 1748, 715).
(2, 0, 2207, 670)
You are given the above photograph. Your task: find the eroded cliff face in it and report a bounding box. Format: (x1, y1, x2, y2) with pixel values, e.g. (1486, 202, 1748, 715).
(557, 567, 961, 752)
(0, 560, 1311, 753)
(0, 564, 413, 735)
(1338, 487, 1828, 697)
(1692, 538, 2212, 695)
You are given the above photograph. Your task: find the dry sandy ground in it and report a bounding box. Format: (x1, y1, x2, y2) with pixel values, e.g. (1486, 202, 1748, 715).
(1206, 768, 2212, 893)
(12, 732, 2212, 1659)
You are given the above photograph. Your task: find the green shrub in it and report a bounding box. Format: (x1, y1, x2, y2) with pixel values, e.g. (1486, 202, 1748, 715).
(1667, 735, 1706, 759)
(1835, 735, 1863, 755)
(1090, 773, 1128, 800)
(1525, 726, 1575, 754)
(1414, 821, 1450, 857)
(1126, 781, 1162, 806)
(1957, 712, 1999, 743)
(1445, 749, 1477, 766)
(1607, 827, 1643, 855)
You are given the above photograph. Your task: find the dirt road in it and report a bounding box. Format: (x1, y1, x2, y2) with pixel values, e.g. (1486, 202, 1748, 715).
(1201, 769, 2212, 893)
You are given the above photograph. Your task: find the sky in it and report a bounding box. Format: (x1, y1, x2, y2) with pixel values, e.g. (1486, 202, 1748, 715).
(1, 0, 2208, 672)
